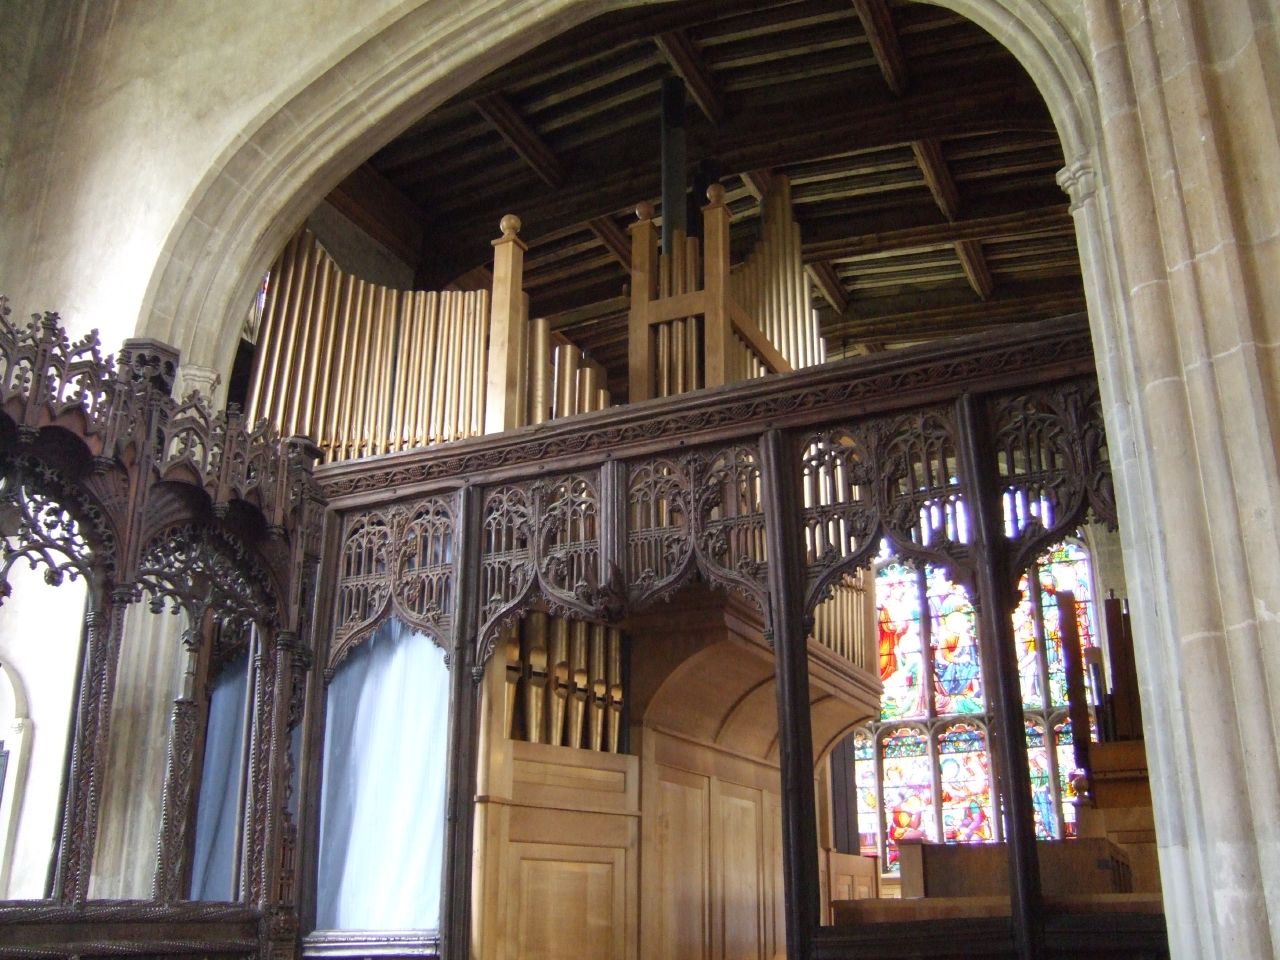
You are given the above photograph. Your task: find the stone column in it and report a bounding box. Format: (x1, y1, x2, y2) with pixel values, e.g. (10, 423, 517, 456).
(1081, 3, 1280, 957)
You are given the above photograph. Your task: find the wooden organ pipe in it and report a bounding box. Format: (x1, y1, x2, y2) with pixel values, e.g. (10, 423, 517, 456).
(728, 174, 826, 377)
(810, 572, 871, 670)
(548, 616, 569, 747)
(503, 622, 521, 742)
(568, 619, 589, 750)
(529, 317, 551, 424)
(588, 623, 607, 752)
(506, 614, 625, 753)
(606, 627, 624, 753)
(248, 229, 501, 461)
(248, 224, 609, 464)
(523, 611, 549, 743)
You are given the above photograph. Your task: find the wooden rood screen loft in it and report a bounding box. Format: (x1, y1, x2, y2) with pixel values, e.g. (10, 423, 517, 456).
(0, 290, 1167, 959)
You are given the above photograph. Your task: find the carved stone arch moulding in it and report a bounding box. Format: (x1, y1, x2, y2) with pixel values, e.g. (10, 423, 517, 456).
(328, 494, 459, 677)
(989, 377, 1116, 578)
(0, 454, 117, 602)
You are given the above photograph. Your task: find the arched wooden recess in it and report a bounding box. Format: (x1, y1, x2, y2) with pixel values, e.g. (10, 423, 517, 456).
(0, 298, 322, 955)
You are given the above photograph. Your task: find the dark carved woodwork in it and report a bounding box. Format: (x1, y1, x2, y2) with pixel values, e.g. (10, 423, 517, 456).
(0, 300, 1126, 960)
(0, 299, 318, 958)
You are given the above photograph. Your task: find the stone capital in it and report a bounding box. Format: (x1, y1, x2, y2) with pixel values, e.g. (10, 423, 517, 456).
(1056, 157, 1097, 212)
(175, 363, 222, 403)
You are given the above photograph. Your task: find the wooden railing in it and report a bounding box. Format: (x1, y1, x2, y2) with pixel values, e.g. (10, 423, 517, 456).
(628, 178, 825, 402)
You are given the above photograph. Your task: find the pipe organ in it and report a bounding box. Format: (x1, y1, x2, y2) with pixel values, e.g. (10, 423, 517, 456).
(245, 223, 612, 462)
(810, 571, 875, 672)
(246, 231, 490, 460)
(500, 612, 625, 753)
(730, 176, 826, 372)
(628, 178, 826, 402)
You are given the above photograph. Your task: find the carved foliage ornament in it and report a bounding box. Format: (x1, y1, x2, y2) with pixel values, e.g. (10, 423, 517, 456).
(991, 378, 1116, 574)
(137, 524, 277, 651)
(477, 474, 614, 665)
(330, 494, 457, 674)
(800, 407, 971, 614)
(0, 456, 114, 601)
(0, 299, 115, 434)
(626, 443, 768, 616)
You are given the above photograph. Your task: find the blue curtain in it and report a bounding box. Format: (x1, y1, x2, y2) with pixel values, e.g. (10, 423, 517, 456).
(316, 618, 450, 931)
(189, 649, 251, 900)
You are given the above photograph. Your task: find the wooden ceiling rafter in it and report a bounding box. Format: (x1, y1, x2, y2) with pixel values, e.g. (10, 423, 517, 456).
(334, 0, 1083, 372)
(851, 0, 908, 96)
(474, 91, 567, 188)
(807, 261, 850, 314)
(802, 203, 1071, 262)
(655, 30, 725, 125)
(587, 216, 633, 271)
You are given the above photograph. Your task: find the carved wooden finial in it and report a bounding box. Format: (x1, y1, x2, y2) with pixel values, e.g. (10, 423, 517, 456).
(705, 182, 726, 206)
(499, 214, 522, 239)
(635, 201, 655, 222)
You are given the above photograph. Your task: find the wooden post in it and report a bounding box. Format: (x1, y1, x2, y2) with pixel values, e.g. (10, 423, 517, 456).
(628, 203, 658, 402)
(485, 215, 528, 433)
(956, 392, 1044, 960)
(1059, 592, 1093, 786)
(760, 428, 820, 957)
(440, 484, 484, 960)
(702, 184, 732, 389)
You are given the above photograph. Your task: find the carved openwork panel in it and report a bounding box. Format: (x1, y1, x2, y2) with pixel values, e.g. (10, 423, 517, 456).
(479, 484, 534, 638)
(160, 393, 220, 486)
(477, 474, 608, 663)
(396, 498, 455, 635)
(799, 424, 881, 608)
(626, 457, 693, 607)
(625, 443, 767, 612)
(698, 444, 768, 599)
(136, 524, 275, 649)
(0, 301, 114, 434)
(991, 379, 1115, 572)
(536, 474, 602, 608)
(881, 408, 970, 572)
(0, 457, 112, 600)
(331, 512, 394, 669)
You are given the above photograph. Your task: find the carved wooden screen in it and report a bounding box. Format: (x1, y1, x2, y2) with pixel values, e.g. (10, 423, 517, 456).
(625, 443, 768, 616)
(329, 495, 457, 673)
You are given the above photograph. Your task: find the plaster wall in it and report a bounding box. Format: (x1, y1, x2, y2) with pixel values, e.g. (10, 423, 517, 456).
(0, 0, 417, 350)
(0, 566, 85, 898)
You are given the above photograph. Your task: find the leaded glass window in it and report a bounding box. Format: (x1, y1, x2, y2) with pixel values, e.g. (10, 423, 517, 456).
(848, 537, 1099, 874)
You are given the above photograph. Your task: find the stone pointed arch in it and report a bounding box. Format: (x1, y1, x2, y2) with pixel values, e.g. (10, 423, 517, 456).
(139, 0, 640, 383)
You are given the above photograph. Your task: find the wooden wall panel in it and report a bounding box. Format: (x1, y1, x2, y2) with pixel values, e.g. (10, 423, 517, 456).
(640, 728, 786, 960)
(650, 768, 711, 960)
(508, 845, 626, 960)
(716, 783, 765, 960)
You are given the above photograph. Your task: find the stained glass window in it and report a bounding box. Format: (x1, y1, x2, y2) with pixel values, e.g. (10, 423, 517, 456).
(1025, 720, 1057, 840)
(853, 729, 879, 858)
(938, 722, 993, 843)
(880, 726, 936, 871)
(927, 568, 982, 715)
(848, 536, 1101, 874)
(877, 562, 927, 721)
